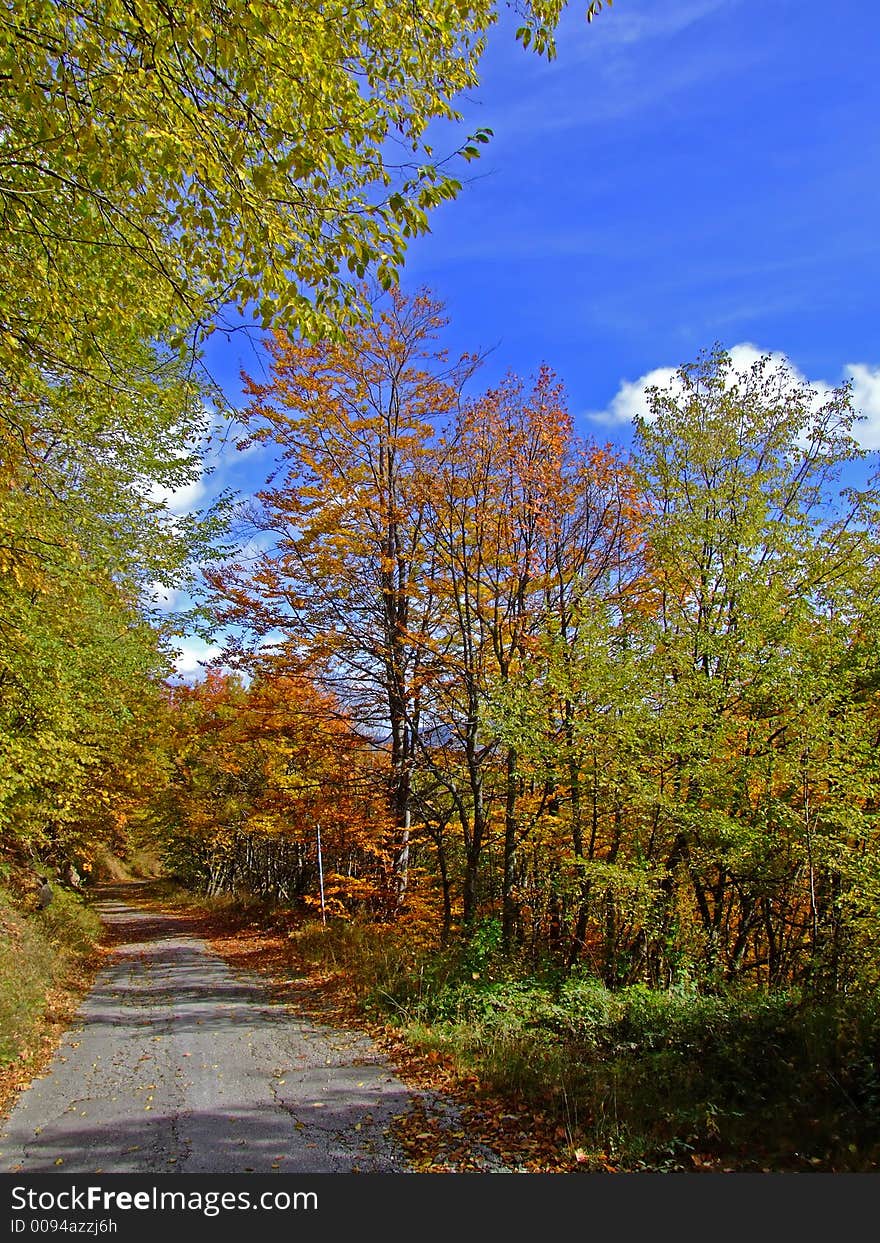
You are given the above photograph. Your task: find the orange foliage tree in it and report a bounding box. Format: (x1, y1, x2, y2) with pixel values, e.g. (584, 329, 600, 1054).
(158, 671, 396, 916)
(206, 291, 637, 943)
(207, 288, 479, 900)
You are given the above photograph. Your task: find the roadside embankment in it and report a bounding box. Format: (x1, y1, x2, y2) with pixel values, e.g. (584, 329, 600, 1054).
(0, 884, 103, 1116)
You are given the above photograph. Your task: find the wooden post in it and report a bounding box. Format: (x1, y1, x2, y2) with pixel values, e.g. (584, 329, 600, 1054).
(316, 823, 326, 926)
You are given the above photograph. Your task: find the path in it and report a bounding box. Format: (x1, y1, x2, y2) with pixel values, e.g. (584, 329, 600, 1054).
(0, 888, 413, 1173)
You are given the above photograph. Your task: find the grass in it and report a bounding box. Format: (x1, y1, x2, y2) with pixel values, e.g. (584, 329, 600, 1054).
(285, 914, 880, 1171)
(0, 885, 103, 1106)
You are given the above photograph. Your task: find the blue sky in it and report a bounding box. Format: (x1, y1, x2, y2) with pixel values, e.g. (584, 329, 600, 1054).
(173, 0, 880, 674)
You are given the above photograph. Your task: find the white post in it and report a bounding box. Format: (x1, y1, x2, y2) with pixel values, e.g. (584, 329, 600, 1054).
(316, 822, 326, 926)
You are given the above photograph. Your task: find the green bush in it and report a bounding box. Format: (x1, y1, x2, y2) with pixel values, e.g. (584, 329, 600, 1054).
(289, 912, 880, 1168)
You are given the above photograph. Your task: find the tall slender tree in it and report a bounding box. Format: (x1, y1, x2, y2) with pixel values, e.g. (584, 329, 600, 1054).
(209, 288, 477, 894)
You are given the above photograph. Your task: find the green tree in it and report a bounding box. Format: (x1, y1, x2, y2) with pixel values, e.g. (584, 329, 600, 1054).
(487, 347, 880, 988)
(0, 0, 610, 387)
(0, 341, 212, 872)
(628, 347, 879, 985)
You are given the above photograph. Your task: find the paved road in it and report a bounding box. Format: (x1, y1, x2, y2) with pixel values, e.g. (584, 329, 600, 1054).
(0, 891, 413, 1173)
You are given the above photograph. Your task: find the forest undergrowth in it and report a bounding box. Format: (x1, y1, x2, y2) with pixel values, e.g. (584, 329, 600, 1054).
(153, 883, 880, 1173)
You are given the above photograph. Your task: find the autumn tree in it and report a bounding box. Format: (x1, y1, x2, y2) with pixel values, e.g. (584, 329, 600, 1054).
(415, 369, 571, 937)
(496, 348, 880, 986)
(157, 671, 395, 914)
(0, 569, 164, 871)
(412, 367, 634, 945)
(208, 288, 478, 892)
(177, 336, 880, 993)
(2, 0, 484, 378)
(0, 0, 614, 884)
(208, 321, 640, 945)
(488, 487, 643, 962)
(623, 348, 875, 984)
(480, 348, 880, 988)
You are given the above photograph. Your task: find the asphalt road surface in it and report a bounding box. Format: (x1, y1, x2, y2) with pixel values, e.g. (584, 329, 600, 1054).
(0, 890, 414, 1173)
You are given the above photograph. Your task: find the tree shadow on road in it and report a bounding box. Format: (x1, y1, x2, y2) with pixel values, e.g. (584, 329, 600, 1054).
(2, 1096, 412, 1174)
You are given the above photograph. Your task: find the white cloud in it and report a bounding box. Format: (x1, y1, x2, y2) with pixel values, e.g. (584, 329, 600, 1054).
(146, 419, 214, 516)
(148, 477, 207, 516)
(146, 581, 184, 611)
(726, 342, 790, 377)
(217, 432, 267, 463)
(146, 415, 271, 521)
(591, 0, 735, 49)
(206, 415, 268, 468)
(255, 628, 286, 656)
(172, 638, 221, 680)
(846, 364, 880, 450)
(587, 363, 681, 426)
(587, 344, 875, 445)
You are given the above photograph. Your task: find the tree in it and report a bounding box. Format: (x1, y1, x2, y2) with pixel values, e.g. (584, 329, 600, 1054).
(483, 346, 880, 988)
(0, 0, 612, 387)
(625, 347, 879, 985)
(0, 0, 616, 888)
(210, 328, 639, 944)
(0, 336, 215, 872)
(418, 368, 574, 936)
(157, 671, 396, 913)
(208, 287, 476, 894)
(0, 561, 173, 873)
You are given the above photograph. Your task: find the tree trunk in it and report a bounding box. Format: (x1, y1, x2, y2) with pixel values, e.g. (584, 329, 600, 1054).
(502, 745, 519, 953)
